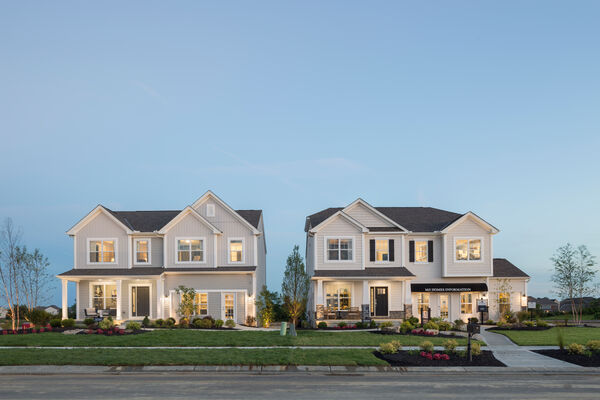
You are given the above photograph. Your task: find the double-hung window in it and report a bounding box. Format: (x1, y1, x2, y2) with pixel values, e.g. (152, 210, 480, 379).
(415, 241, 428, 263)
(455, 239, 482, 261)
(134, 239, 151, 264)
(92, 284, 117, 310)
(461, 293, 473, 314)
(326, 238, 353, 261)
(375, 239, 389, 262)
(89, 239, 116, 264)
(229, 239, 244, 263)
(177, 238, 204, 263)
(194, 293, 208, 315)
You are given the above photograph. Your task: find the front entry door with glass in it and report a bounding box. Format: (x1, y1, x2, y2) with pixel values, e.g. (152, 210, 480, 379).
(131, 286, 150, 317)
(370, 287, 389, 317)
(440, 294, 449, 320)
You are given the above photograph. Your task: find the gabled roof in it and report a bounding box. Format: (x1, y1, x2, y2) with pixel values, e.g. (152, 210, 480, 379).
(158, 206, 222, 234)
(343, 199, 408, 231)
(493, 258, 529, 278)
(67, 205, 134, 235)
(440, 211, 499, 234)
(106, 209, 180, 232)
(192, 190, 261, 234)
(308, 210, 368, 233)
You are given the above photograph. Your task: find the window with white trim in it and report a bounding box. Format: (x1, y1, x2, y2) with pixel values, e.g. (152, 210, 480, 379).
(326, 238, 353, 261)
(194, 293, 208, 315)
(92, 284, 117, 310)
(455, 239, 481, 261)
(206, 203, 215, 217)
(229, 239, 244, 263)
(415, 241, 428, 263)
(417, 293, 430, 314)
(134, 239, 150, 264)
(177, 239, 204, 262)
(89, 239, 116, 263)
(461, 292, 473, 314)
(326, 287, 351, 310)
(375, 239, 389, 262)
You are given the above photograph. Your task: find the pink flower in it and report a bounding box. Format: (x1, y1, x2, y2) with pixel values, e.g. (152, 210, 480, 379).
(433, 353, 441, 360)
(442, 354, 450, 360)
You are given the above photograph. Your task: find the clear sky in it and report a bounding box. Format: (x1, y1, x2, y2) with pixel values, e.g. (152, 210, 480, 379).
(1, 2, 599, 305)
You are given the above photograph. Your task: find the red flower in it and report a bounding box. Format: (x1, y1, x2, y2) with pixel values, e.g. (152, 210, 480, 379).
(97, 329, 103, 334)
(442, 354, 450, 360)
(420, 351, 426, 357)
(425, 353, 433, 360)
(433, 353, 441, 360)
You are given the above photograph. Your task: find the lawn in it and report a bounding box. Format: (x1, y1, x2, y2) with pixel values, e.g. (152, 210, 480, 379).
(0, 330, 476, 347)
(541, 314, 595, 321)
(0, 348, 388, 366)
(489, 327, 600, 346)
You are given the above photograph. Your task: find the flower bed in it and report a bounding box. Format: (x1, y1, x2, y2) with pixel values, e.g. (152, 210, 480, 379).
(2, 326, 62, 335)
(77, 327, 149, 336)
(371, 330, 464, 339)
(533, 349, 600, 367)
(374, 350, 505, 367)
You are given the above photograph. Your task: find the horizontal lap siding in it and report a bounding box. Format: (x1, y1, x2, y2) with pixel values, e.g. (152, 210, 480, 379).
(132, 237, 163, 268)
(445, 218, 492, 276)
(316, 216, 363, 270)
(77, 281, 90, 320)
(405, 236, 442, 281)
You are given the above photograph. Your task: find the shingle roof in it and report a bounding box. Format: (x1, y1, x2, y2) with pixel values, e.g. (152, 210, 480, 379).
(58, 266, 256, 277)
(312, 267, 414, 278)
(105, 208, 262, 232)
(493, 258, 529, 278)
(305, 207, 462, 232)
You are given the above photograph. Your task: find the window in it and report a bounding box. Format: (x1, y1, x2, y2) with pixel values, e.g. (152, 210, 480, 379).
(461, 293, 473, 314)
(326, 238, 353, 261)
(417, 293, 430, 314)
(134, 239, 150, 264)
(195, 293, 208, 315)
(206, 203, 215, 217)
(326, 287, 352, 310)
(177, 239, 204, 263)
(229, 239, 244, 263)
(415, 241, 428, 263)
(375, 239, 389, 262)
(92, 284, 117, 310)
(498, 292, 511, 315)
(455, 239, 482, 261)
(89, 239, 116, 263)
(224, 294, 235, 319)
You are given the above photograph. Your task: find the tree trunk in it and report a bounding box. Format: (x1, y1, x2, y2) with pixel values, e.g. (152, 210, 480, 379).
(289, 318, 297, 336)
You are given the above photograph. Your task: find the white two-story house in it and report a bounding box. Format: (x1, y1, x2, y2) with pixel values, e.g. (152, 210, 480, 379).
(58, 191, 266, 324)
(305, 198, 529, 324)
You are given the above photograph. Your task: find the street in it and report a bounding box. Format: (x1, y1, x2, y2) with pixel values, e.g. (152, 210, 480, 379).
(0, 371, 599, 399)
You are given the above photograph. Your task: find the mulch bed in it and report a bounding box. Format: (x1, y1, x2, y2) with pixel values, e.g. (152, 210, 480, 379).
(371, 330, 465, 339)
(374, 350, 505, 367)
(2, 327, 66, 335)
(533, 350, 600, 367)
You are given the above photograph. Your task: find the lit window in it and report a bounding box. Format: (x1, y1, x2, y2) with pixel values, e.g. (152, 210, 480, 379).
(92, 284, 117, 310)
(415, 241, 428, 263)
(327, 238, 353, 261)
(177, 239, 204, 262)
(326, 287, 352, 311)
(224, 294, 235, 319)
(498, 292, 511, 315)
(135, 239, 150, 264)
(417, 293, 430, 314)
(195, 293, 208, 315)
(229, 239, 243, 262)
(455, 239, 481, 261)
(461, 293, 473, 314)
(89, 240, 115, 263)
(375, 239, 389, 262)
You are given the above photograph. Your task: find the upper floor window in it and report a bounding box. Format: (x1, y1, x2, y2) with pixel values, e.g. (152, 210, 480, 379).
(455, 238, 481, 261)
(326, 238, 353, 261)
(375, 239, 389, 262)
(415, 241, 428, 263)
(229, 238, 244, 263)
(134, 239, 151, 265)
(206, 203, 215, 217)
(89, 239, 116, 264)
(177, 238, 204, 263)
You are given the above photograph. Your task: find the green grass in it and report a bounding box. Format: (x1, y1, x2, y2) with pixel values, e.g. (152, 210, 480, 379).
(490, 327, 600, 346)
(541, 314, 595, 321)
(0, 329, 476, 347)
(0, 348, 387, 366)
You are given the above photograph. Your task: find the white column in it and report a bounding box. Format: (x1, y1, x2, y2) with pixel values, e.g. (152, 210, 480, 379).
(116, 279, 122, 320)
(404, 280, 412, 305)
(61, 280, 68, 319)
(157, 277, 164, 319)
(316, 280, 323, 304)
(75, 281, 80, 320)
(362, 280, 369, 305)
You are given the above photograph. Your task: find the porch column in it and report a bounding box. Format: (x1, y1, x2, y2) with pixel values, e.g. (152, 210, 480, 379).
(404, 280, 412, 318)
(75, 281, 80, 320)
(316, 280, 323, 304)
(116, 279, 122, 320)
(61, 279, 68, 319)
(156, 277, 164, 319)
(362, 280, 370, 320)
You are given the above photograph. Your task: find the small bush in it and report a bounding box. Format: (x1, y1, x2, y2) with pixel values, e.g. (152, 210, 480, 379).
(535, 319, 548, 328)
(337, 321, 347, 328)
(407, 316, 419, 325)
(567, 343, 585, 355)
(437, 321, 451, 331)
(83, 318, 95, 327)
(496, 320, 506, 328)
(453, 319, 465, 330)
(225, 319, 236, 328)
(484, 320, 495, 325)
(214, 319, 223, 328)
(523, 321, 535, 327)
(49, 319, 62, 328)
(468, 317, 478, 324)
(423, 321, 439, 330)
(380, 321, 394, 329)
(126, 321, 141, 331)
(443, 339, 458, 352)
(246, 316, 257, 327)
(471, 343, 481, 356)
(179, 317, 190, 327)
(369, 320, 377, 329)
(98, 319, 113, 330)
(516, 310, 529, 322)
(390, 340, 402, 352)
(585, 340, 600, 353)
(317, 321, 328, 329)
(400, 320, 414, 334)
(27, 309, 52, 327)
(419, 340, 434, 353)
(142, 316, 150, 327)
(355, 321, 367, 329)
(503, 311, 517, 323)
(165, 317, 176, 326)
(194, 318, 213, 329)
(379, 342, 397, 355)
(154, 318, 165, 327)
(61, 318, 75, 328)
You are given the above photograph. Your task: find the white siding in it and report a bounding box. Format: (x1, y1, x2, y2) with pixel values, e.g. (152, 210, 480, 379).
(163, 213, 216, 268)
(364, 234, 403, 268)
(404, 236, 443, 282)
(75, 212, 128, 269)
(315, 216, 363, 270)
(344, 203, 394, 227)
(445, 218, 493, 276)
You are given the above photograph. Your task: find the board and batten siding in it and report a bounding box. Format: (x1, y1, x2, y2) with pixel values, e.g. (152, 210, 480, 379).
(75, 212, 129, 269)
(444, 218, 493, 276)
(131, 237, 163, 268)
(315, 216, 363, 270)
(163, 213, 216, 268)
(344, 203, 395, 227)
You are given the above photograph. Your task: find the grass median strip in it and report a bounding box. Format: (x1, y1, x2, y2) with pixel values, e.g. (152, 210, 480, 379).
(489, 327, 600, 346)
(0, 348, 388, 366)
(0, 330, 477, 347)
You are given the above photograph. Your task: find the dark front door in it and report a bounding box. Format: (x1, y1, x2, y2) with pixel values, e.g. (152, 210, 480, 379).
(132, 286, 150, 317)
(374, 287, 388, 317)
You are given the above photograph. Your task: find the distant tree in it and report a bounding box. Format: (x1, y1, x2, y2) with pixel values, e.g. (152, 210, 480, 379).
(0, 218, 24, 330)
(281, 245, 309, 336)
(175, 286, 196, 321)
(551, 244, 597, 325)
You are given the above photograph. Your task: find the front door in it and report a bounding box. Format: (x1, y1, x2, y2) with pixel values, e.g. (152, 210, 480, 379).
(131, 286, 150, 318)
(440, 295, 449, 320)
(371, 287, 388, 317)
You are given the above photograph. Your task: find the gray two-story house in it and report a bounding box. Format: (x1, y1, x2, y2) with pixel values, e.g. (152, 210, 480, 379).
(305, 198, 529, 324)
(58, 191, 266, 324)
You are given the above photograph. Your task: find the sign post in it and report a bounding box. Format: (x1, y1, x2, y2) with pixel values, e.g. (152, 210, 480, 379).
(477, 299, 488, 325)
(466, 322, 480, 362)
(528, 301, 536, 321)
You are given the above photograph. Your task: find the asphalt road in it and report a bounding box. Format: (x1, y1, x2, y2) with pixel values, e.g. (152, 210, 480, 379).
(1, 372, 599, 399)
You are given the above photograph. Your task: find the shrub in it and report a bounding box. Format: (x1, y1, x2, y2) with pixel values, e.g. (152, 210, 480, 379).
(585, 340, 600, 353)
(179, 317, 190, 327)
(390, 340, 402, 352)
(194, 318, 213, 329)
(484, 320, 495, 325)
(61, 318, 75, 328)
(535, 319, 549, 328)
(443, 339, 458, 353)
(557, 328, 565, 350)
(407, 316, 419, 325)
(468, 317, 478, 324)
(27, 309, 52, 327)
(49, 319, 62, 328)
(165, 317, 176, 326)
(523, 321, 535, 327)
(317, 321, 328, 329)
(503, 311, 517, 323)
(419, 340, 434, 353)
(337, 321, 347, 328)
(246, 316, 256, 327)
(400, 320, 414, 334)
(369, 320, 377, 329)
(453, 319, 465, 330)
(380, 321, 394, 329)
(83, 318, 95, 327)
(126, 321, 141, 331)
(355, 321, 367, 329)
(567, 343, 585, 355)
(98, 319, 113, 330)
(437, 321, 451, 331)
(225, 319, 236, 328)
(423, 321, 439, 331)
(516, 310, 529, 322)
(142, 316, 150, 327)
(214, 319, 224, 328)
(155, 318, 165, 327)
(471, 343, 481, 356)
(496, 320, 506, 328)
(379, 342, 397, 355)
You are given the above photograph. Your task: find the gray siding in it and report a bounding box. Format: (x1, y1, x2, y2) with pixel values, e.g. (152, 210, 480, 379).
(404, 236, 444, 282)
(165, 274, 252, 291)
(363, 233, 404, 268)
(255, 215, 266, 296)
(77, 281, 90, 320)
(75, 212, 128, 269)
(236, 292, 245, 324)
(132, 237, 163, 268)
(164, 213, 216, 268)
(315, 215, 363, 270)
(208, 292, 221, 319)
(444, 218, 493, 276)
(344, 203, 394, 227)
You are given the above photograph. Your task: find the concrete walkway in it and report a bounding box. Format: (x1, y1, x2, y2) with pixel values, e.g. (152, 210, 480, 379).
(480, 327, 580, 368)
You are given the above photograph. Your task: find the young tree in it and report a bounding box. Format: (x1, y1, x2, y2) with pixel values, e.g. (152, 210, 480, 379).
(281, 245, 309, 336)
(255, 285, 278, 327)
(175, 286, 196, 321)
(0, 218, 24, 330)
(20, 247, 53, 313)
(551, 243, 597, 325)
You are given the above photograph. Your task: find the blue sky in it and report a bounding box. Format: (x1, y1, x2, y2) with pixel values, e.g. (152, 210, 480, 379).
(1, 2, 599, 305)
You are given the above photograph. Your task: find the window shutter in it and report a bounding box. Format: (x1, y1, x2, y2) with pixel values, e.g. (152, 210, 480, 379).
(369, 239, 375, 262)
(409, 240, 415, 263)
(428, 240, 434, 262)
(388, 239, 395, 262)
